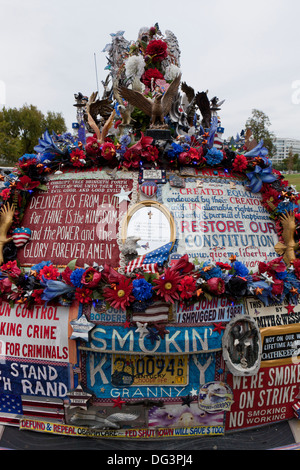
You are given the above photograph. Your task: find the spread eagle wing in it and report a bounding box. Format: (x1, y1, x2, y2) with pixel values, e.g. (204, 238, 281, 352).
(161, 73, 182, 115)
(118, 87, 153, 117)
(181, 81, 195, 102)
(195, 91, 212, 128)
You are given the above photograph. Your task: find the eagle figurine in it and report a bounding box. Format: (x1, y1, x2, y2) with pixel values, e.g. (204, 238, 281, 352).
(118, 74, 181, 128)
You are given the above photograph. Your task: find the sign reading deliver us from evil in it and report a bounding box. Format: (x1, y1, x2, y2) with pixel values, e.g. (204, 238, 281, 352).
(18, 173, 135, 267)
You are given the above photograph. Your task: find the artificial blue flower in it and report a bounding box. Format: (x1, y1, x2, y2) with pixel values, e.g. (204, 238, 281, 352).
(132, 278, 153, 301)
(275, 271, 287, 280)
(167, 142, 184, 159)
(70, 268, 85, 287)
(204, 147, 223, 166)
(31, 260, 52, 272)
(233, 261, 249, 277)
(252, 280, 273, 305)
(41, 280, 75, 304)
(246, 165, 277, 193)
(200, 261, 223, 280)
(276, 201, 300, 214)
(244, 139, 269, 158)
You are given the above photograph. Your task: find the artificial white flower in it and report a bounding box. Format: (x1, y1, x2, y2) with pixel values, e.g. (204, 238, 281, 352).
(125, 55, 145, 79)
(164, 64, 181, 81)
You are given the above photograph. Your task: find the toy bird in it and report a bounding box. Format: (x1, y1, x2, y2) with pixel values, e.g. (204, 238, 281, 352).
(118, 74, 181, 128)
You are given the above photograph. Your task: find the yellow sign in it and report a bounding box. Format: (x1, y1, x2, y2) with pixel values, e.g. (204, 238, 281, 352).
(112, 355, 188, 386)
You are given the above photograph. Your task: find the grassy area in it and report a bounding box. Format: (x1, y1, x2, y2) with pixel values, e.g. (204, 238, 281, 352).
(283, 173, 300, 191)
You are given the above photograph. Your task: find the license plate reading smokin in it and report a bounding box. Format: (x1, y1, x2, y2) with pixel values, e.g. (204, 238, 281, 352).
(112, 355, 188, 386)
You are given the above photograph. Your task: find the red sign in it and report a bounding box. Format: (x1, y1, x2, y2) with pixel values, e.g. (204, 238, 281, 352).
(225, 364, 300, 431)
(18, 177, 133, 267)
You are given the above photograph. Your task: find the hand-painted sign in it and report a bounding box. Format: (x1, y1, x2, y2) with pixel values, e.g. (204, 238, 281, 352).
(176, 297, 244, 323)
(0, 302, 76, 363)
(160, 180, 279, 266)
(81, 324, 224, 355)
(18, 174, 135, 267)
(225, 363, 300, 431)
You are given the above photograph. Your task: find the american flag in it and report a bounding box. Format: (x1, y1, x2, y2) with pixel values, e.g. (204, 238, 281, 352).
(0, 394, 22, 427)
(21, 395, 65, 422)
(292, 401, 300, 419)
(132, 301, 170, 324)
(125, 242, 173, 274)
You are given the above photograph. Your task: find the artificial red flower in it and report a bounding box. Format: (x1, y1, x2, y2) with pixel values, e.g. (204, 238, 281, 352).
(61, 266, 73, 285)
(293, 259, 300, 279)
(232, 154, 248, 172)
(85, 136, 101, 156)
(0, 188, 11, 200)
(18, 156, 38, 170)
(153, 268, 181, 303)
(178, 148, 202, 165)
(101, 142, 116, 161)
(39, 265, 60, 281)
(178, 275, 196, 299)
(31, 289, 44, 304)
(259, 256, 286, 279)
(216, 262, 232, 270)
(141, 68, 164, 88)
(207, 277, 225, 295)
(0, 277, 12, 293)
(103, 278, 134, 311)
(75, 287, 93, 304)
(141, 144, 159, 162)
(271, 279, 284, 296)
(81, 267, 102, 288)
(170, 254, 194, 274)
(123, 148, 140, 169)
(16, 175, 40, 191)
(145, 40, 168, 62)
(1, 260, 21, 277)
(70, 148, 86, 167)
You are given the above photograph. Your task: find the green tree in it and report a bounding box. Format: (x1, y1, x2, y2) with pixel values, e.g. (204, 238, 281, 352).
(0, 104, 67, 165)
(245, 109, 276, 157)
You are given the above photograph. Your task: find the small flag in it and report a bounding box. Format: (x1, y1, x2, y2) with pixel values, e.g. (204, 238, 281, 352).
(125, 242, 173, 274)
(21, 395, 65, 422)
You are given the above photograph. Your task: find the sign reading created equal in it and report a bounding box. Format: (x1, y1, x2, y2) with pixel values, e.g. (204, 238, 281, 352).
(161, 180, 279, 266)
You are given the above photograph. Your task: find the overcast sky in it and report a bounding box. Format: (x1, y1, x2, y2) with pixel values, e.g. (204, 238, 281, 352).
(1, 0, 300, 141)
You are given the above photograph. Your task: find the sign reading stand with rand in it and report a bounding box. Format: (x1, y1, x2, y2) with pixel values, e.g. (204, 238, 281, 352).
(0, 23, 299, 440)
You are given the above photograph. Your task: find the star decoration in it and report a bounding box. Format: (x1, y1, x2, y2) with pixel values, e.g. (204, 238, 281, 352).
(190, 388, 198, 397)
(290, 287, 299, 296)
(181, 394, 194, 407)
(70, 315, 95, 342)
(255, 287, 263, 295)
(196, 288, 203, 296)
(213, 322, 226, 334)
(261, 273, 274, 284)
(135, 322, 148, 338)
(153, 323, 169, 339)
(114, 188, 132, 203)
(112, 396, 126, 409)
(124, 320, 131, 328)
(229, 255, 237, 263)
(285, 304, 295, 314)
(146, 327, 160, 345)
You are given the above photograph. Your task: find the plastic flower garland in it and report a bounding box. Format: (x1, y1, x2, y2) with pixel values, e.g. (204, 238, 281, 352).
(0, 126, 300, 314)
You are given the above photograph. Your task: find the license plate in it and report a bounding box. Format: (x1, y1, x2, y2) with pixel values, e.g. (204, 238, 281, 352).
(112, 355, 188, 386)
